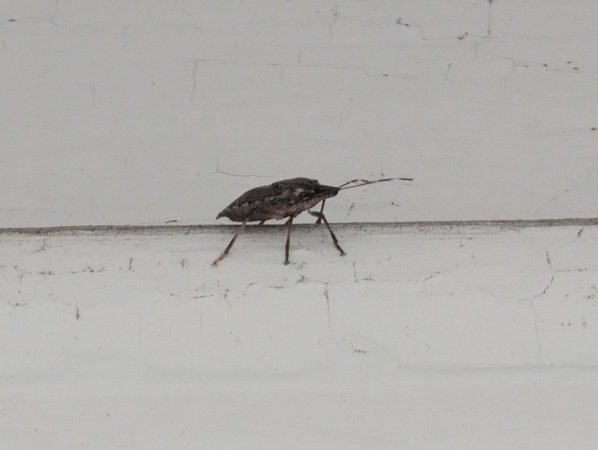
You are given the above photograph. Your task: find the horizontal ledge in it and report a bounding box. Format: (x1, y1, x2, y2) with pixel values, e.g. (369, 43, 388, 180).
(0, 217, 596, 236)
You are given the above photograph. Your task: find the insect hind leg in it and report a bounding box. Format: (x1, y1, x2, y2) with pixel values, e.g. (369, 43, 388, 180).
(211, 221, 246, 266)
(308, 211, 345, 256)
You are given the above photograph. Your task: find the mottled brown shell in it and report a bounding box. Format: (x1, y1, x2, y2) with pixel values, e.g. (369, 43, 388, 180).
(216, 178, 340, 223)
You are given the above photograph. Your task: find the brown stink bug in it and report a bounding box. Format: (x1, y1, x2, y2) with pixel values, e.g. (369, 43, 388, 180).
(211, 177, 413, 266)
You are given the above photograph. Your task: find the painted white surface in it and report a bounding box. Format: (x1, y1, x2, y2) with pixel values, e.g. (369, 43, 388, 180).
(2, 1, 598, 448)
(2, 1, 598, 227)
(1, 224, 597, 448)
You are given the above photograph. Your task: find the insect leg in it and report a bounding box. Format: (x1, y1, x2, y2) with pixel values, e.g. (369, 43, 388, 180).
(314, 199, 325, 224)
(308, 211, 345, 256)
(284, 216, 293, 265)
(211, 221, 247, 266)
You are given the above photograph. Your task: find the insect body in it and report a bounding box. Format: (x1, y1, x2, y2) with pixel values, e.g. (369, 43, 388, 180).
(212, 176, 413, 266)
(216, 178, 339, 223)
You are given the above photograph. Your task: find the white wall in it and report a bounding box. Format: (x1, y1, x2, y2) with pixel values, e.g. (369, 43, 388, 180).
(2, 3, 598, 448)
(2, 224, 598, 449)
(2, 0, 597, 227)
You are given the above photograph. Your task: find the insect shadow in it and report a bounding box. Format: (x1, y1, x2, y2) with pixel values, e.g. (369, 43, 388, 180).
(212, 177, 413, 266)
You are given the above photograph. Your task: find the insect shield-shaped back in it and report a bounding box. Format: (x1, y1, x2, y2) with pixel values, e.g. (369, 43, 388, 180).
(215, 178, 340, 223)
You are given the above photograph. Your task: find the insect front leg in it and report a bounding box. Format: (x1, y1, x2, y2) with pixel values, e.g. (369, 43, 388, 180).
(308, 210, 345, 256)
(314, 199, 325, 224)
(211, 221, 247, 266)
(284, 216, 293, 265)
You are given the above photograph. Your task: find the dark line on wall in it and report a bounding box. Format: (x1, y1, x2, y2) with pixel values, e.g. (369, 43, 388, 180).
(1, 218, 597, 236)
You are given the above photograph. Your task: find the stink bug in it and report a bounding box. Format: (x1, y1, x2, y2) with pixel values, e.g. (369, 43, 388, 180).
(211, 176, 413, 266)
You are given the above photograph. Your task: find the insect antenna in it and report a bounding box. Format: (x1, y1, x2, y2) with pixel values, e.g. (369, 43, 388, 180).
(337, 177, 414, 190)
